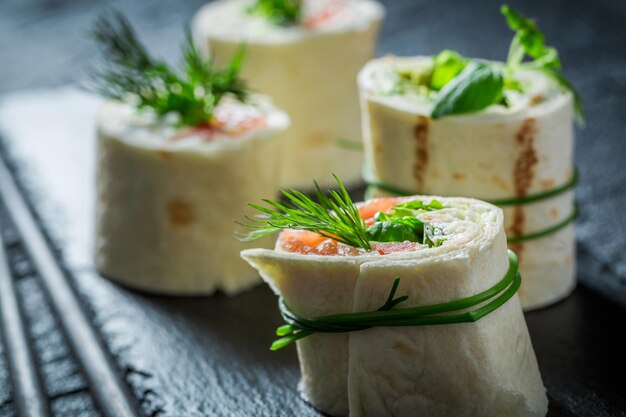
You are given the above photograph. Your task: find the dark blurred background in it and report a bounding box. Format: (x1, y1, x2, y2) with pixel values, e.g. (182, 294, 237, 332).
(1, 1, 625, 417)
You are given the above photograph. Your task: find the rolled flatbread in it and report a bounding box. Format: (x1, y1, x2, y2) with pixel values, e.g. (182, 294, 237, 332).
(193, 0, 384, 188)
(96, 96, 289, 295)
(358, 56, 576, 310)
(242, 196, 547, 417)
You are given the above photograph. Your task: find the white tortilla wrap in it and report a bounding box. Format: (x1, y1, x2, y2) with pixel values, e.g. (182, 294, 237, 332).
(192, 0, 384, 188)
(241, 196, 547, 417)
(95, 97, 289, 295)
(358, 56, 576, 310)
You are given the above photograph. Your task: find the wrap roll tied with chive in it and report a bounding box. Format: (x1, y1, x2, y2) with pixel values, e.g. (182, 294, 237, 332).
(242, 196, 547, 417)
(95, 96, 289, 295)
(358, 56, 576, 311)
(192, 0, 384, 189)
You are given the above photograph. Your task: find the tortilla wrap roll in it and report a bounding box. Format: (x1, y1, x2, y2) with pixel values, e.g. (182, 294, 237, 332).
(358, 55, 576, 311)
(96, 96, 289, 295)
(241, 195, 547, 417)
(193, 0, 384, 188)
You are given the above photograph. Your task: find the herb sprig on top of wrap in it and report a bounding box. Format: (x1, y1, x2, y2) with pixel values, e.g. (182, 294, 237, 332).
(248, 0, 302, 26)
(388, 5, 584, 123)
(237, 175, 446, 250)
(90, 12, 247, 128)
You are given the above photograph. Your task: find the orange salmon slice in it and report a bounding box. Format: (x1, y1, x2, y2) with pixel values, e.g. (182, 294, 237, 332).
(278, 197, 407, 255)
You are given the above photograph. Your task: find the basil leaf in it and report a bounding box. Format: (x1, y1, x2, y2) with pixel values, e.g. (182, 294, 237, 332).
(366, 219, 422, 243)
(431, 62, 504, 119)
(431, 50, 467, 91)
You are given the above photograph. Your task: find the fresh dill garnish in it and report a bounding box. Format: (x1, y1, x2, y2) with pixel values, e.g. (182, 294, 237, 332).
(238, 177, 446, 249)
(90, 12, 247, 127)
(238, 175, 372, 250)
(248, 0, 302, 26)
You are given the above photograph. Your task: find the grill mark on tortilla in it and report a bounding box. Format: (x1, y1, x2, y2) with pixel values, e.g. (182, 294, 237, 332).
(167, 200, 194, 227)
(157, 150, 172, 160)
(550, 207, 559, 219)
(530, 94, 545, 106)
(508, 210, 525, 259)
(412, 116, 429, 192)
(510, 118, 538, 254)
(541, 178, 556, 189)
(452, 172, 466, 180)
(492, 175, 511, 193)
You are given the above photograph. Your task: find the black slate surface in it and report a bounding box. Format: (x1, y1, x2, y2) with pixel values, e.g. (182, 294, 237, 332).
(1, 0, 626, 416)
(0, 202, 103, 417)
(0, 334, 15, 417)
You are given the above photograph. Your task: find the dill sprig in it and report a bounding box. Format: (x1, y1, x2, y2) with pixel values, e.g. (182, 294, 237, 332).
(90, 12, 247, 127)
(248, 0, 302, 26)
(238, 175, 372, 250)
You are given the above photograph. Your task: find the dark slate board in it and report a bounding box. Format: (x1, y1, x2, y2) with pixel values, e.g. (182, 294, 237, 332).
(1, 0, 626, 416)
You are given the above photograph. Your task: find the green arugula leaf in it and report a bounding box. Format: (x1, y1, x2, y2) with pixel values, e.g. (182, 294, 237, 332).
(431, 62, 504, 119)
(430, 50, 468, 91)
(501, 5, 547, 61)
(249, 0, 302, 26)
(502, 5, 560, 69)
(501, 5, 584, 124)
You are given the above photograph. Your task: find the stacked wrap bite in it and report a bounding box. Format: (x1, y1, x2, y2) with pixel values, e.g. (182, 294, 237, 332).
(358, 56, 576, 310)
(193, 0, 384, 188)
(242, 195, 547, 417)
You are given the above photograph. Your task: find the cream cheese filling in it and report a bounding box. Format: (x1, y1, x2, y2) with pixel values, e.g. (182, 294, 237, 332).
(97, 95, 289, 151)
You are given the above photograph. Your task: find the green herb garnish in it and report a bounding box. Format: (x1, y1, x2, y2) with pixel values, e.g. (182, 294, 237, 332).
(271, 250, 521, 350)
(395, 6, 583, 123)
(238, 175, 372, 250)
(367, 200, 446, 246)
(430, 50, 468, 91)
(366, 217, 423, 243)
(91, 12, 247, 127)
(238, 177, 446, 250)
(431, 62, 504, 119)
(501, 5, 584, 124)
(248, 0, 302, 26)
